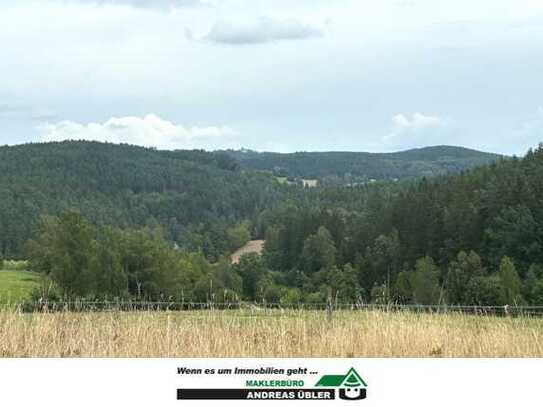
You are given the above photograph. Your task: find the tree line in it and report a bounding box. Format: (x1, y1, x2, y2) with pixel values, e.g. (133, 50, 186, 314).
(7, 141, 543, 305)
(223, 146, 500, 181)
(252, 145, 543, 305)
(26, 210, 535, 306)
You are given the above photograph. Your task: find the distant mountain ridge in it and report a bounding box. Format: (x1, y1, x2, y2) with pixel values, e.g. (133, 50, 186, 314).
(223, 146, 503, 180)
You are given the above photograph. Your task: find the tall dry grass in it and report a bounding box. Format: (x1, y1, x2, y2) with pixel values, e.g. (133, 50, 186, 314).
(0, 309, 542, 357)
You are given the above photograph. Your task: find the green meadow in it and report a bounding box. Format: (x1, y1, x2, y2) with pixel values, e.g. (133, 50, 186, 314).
(0, 267, 41, 304)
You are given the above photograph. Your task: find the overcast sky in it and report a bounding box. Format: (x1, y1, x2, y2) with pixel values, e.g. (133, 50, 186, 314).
(1, 0, 543, 154)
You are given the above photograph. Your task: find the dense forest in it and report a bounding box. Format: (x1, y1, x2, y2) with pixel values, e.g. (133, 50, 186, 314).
(223, 146, 501, 181)
(3, 141, 543, 305)
(0, 141, 285, 260)
(253, 146, 543, 305)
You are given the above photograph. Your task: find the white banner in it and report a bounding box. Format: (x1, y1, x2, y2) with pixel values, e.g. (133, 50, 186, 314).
(0, 358, 540, 406)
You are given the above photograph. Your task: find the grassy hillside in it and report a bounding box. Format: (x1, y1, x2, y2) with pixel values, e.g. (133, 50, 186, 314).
(224, 146, 503, 180)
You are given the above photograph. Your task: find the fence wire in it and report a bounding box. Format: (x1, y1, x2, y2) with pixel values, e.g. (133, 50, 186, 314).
(5, 300, 543, 317)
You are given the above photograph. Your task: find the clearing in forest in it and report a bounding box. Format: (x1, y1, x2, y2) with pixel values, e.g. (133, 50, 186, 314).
(231, 240, 265, 264)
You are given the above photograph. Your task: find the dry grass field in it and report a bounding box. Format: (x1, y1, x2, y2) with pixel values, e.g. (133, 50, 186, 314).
(0, 309, 542, 357)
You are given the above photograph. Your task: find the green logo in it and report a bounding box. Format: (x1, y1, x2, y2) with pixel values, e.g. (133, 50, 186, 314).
(316, 368, 367, 400)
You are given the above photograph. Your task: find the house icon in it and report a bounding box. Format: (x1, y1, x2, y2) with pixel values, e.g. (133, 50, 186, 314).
(315, 368, 367, 400)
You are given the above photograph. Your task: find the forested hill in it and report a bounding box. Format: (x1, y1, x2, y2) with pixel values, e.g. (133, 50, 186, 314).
(4, 140, 543, 305)
(0, 141, 283, 258)
(257, 144, 543, 305)
(0, 141, 503, 260)
(223, 146, 502, 180)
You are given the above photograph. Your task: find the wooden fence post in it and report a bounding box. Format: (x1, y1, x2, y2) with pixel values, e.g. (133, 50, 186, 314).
(327, 288, 333, 323)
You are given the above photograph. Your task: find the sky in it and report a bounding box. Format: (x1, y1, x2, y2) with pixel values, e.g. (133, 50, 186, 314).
(1, 0, 543, 155)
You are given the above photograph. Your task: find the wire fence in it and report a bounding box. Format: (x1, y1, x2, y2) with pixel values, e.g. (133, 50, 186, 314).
(5, 300, 543, 317)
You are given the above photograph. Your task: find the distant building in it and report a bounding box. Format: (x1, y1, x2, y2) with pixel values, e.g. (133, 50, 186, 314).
(302, 179, 318, 188)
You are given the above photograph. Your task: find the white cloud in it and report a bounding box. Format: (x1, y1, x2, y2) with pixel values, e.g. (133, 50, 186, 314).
(204, 16, 324, 44)
(3, 1, 543, 152)
(39, 114, 240, 150)
(392, 112, 443, 129)
(380, 112, 449, 151)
